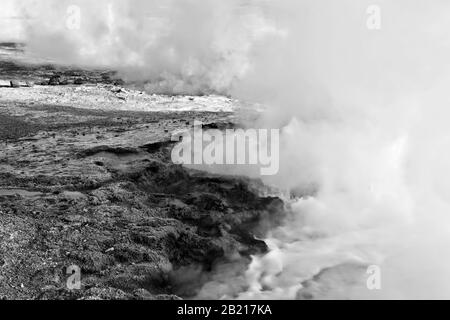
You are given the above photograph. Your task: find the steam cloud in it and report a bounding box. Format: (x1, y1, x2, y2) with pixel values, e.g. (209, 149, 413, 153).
(7, 0, 450, 299)
(14, 0, 281, 95)
(236, 0, 450, 299)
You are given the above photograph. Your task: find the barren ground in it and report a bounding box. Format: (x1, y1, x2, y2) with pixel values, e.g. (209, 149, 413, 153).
(0, 45, 284, 300)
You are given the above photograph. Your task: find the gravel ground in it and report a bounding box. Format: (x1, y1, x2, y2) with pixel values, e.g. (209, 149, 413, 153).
(0, 53, 283, 300)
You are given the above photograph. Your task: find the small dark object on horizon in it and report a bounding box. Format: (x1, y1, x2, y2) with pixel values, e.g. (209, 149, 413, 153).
(10, 80, 20, 88)
(61, 79, 70, 85)
(48, 75, 61, 85)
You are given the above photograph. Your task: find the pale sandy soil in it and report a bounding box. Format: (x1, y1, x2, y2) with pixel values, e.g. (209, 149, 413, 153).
(0, 83, 243, 113)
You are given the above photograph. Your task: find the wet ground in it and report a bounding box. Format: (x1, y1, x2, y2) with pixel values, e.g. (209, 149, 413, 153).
(0, 46, 285, 300)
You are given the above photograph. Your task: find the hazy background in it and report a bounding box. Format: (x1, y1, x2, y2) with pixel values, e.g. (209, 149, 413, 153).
(0, 0, 23, 41)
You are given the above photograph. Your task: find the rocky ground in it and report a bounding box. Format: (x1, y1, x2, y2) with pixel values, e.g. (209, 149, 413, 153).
(0, 45, 286, 300)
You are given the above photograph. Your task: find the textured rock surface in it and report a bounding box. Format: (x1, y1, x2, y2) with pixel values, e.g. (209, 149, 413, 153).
(0, 58, 283, 300)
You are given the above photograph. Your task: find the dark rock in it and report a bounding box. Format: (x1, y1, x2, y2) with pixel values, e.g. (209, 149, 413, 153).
(111, 87, 123, 93)
(116, 94, 127, 101)
(94, 161, 104, 167)
(48, 75, 61, 85)
(10, 80, 20, 88)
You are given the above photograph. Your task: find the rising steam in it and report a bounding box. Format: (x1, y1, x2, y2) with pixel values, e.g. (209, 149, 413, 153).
(6, 0, 450, 299)
(13, 0, 281, 95)
(234, 0, 450, 299)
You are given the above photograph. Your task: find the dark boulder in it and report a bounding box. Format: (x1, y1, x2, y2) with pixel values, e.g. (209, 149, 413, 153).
(48, 75, 61, 85)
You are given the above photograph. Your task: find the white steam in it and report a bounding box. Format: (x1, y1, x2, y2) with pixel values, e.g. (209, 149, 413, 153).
(14, 0, 280, 94)
(232, 0, 450, 300)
